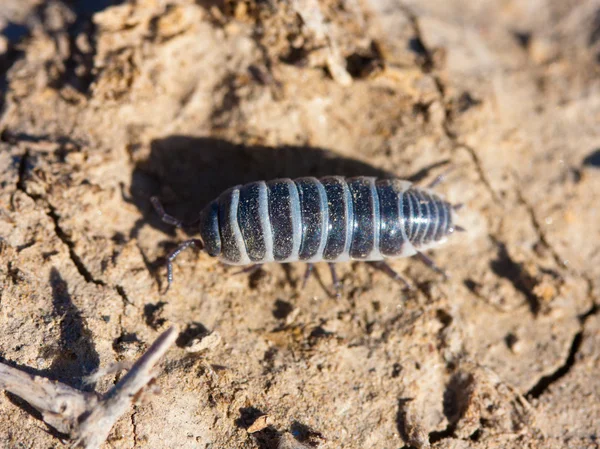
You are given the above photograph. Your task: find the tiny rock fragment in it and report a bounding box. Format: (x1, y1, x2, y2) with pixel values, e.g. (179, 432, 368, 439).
(327, 51, 353, 86)
(247, 414, 271, 433)
(505, 332, 522, 354)
(285, 307, 301, 325)
(185, 331, 222, 353)
(533, 279, 558, 303)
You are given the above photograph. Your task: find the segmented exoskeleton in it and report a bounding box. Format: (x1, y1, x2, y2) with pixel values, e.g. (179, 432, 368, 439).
(152, 176, 462, 293)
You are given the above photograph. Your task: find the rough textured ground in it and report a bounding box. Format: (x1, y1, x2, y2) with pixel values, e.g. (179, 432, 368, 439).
(0, 0, 599, 448)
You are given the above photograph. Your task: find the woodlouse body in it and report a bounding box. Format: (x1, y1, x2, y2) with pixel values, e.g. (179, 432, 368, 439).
(196, 176, 456, 266)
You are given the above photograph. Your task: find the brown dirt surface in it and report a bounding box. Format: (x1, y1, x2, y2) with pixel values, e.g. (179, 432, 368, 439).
(0, 0, 599, 448)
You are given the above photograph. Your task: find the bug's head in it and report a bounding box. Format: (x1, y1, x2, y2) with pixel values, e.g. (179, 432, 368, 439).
(198, 201, 221, 258)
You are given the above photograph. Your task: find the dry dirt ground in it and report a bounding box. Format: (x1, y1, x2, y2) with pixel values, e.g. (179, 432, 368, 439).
(0, 0, 599, 448)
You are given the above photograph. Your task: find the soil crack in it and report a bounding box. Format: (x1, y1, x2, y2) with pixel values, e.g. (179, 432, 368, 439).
(514, 184, 566, 269)
(46, 204, 106, 286)
(15, 148, 105, 286)
(15, 145, 129, 364)
(526, 302, 598, 399)
(131, 406, 139, 447)
(429, 426, 455, 444)
(526, 329, 582, 399)
(116, 285, 132, 305)
(16, 149, 30, 193)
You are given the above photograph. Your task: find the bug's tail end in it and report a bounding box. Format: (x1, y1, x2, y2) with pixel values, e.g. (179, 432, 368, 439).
(448, 201, 466, 234)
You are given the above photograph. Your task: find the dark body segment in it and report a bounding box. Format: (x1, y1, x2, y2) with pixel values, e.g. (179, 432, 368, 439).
(321, 177, 353, 260)
(376, 179, 406, 256)
(237, 182, 267, 262)
(198, 200, 221, 257)
(268, 179, 302, 261)
(348, 177, 379, 259)
(296, 177, 328, 260)
(218, 186, 244, 264)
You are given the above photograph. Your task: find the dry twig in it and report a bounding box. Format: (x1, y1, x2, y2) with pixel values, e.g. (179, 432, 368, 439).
(0, 326, 178, 449)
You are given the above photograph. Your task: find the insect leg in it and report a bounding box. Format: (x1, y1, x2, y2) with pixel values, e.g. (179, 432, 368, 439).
(164, 239, 203, 292)
(151, 196, 183, 227)
(426, 166, 454, 189)
(414, 251, 449, 280)
(301, 263, 314, 289)
(233, 264, 263, 275)
(369, 261, 412, 290)
(151, 196, 202, 229)
(328, 263, 342, 298)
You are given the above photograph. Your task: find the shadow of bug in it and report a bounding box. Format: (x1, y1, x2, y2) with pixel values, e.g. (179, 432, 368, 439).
(128, 135, 459, 296)
(128, 135, 449, 239)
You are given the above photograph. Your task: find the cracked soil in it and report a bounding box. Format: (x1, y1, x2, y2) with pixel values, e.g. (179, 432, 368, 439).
(0, 0, 599, 448)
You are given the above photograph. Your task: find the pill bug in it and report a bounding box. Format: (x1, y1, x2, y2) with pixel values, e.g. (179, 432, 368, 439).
(152, 176, 463, 293)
